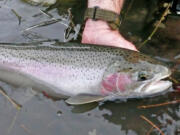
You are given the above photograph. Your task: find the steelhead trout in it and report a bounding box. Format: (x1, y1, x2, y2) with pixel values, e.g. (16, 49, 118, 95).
(0, 42, 172, 105)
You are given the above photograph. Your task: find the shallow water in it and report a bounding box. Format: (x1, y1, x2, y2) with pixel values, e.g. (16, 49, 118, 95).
(0, 0, 180, 135)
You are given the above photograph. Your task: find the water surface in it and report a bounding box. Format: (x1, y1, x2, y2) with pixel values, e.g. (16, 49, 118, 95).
(0, 0, 180, 135)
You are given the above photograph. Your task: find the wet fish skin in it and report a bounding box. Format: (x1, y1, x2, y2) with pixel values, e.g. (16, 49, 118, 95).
(0, 42, 171, 101)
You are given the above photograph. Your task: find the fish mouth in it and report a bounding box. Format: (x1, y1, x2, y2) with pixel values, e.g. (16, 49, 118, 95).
(141, 70, 172, 95)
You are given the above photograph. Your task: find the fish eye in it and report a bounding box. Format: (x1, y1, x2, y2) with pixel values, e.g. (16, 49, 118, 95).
(138, 71, 148, 81)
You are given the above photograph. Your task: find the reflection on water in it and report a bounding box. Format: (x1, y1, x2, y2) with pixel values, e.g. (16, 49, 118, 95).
(0, 0, 180, 135)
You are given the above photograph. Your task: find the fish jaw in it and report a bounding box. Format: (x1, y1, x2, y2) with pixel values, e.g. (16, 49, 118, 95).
(142, 80, 172, 95)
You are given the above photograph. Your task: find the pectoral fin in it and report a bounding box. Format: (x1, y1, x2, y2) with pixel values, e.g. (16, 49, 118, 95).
(65, 94, 105, 105)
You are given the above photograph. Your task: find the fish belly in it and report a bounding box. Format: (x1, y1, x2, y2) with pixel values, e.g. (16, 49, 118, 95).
(0, 43, 117, 97)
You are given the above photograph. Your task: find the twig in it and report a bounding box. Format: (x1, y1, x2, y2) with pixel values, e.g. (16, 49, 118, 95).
(168, 76, 179, 84)
(138, 3, 171, 48)
(25, 19, 61, 31)
(0, 39, 57, 46)
(146, 127, 154, 135)
(20, 124, 39, 135)
(138, 99, 180, 109)
(8, 111, 20, 134)
(140, 115, 165, 135)
(123, 0, 134, 20)
(11, 9, 22, 25)
(20, 124, 33, 135)
(0, 89, 21, 110)
(39, 9, 53, 18)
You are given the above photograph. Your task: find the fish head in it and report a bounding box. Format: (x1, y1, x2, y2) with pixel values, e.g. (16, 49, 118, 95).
(101, 53, 172, 98)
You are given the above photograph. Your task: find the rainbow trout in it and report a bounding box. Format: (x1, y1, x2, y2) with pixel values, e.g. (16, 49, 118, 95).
(0, 42, 172, 105)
